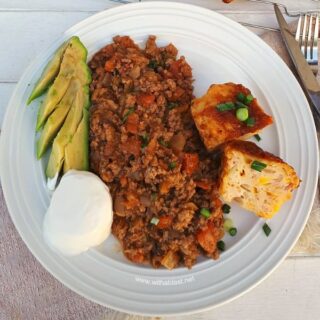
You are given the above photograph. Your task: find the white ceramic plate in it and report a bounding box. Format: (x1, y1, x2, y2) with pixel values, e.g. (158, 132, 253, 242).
(0, 2, 318, 316)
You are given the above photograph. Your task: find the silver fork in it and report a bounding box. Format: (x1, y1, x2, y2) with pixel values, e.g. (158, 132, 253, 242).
(295, 14, 319, 65)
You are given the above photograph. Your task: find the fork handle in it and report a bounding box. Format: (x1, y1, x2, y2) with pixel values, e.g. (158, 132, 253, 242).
(309, 91, 320, 119)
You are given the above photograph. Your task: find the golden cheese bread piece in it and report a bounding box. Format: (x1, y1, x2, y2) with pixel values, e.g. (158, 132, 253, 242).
(218, 140, 300, 219)
(191, 83, 273, 150)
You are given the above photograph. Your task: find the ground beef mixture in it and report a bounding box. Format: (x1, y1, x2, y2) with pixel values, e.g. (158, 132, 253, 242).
(89, 35, 224, 269)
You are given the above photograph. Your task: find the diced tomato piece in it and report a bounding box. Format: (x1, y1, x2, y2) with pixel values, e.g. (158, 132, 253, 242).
(194, 179, 212, 190)
(126, 113, 139, 134)
(122, 137, 141, 157)
(157, 215, 173, 229)
(196, 224, 217, 253)
(137, 94, 155, 107)
(104, 59, 115, 72)
(182, 153, 199, 175)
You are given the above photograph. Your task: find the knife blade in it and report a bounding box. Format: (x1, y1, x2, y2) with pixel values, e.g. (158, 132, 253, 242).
(274, 4, 320, 118)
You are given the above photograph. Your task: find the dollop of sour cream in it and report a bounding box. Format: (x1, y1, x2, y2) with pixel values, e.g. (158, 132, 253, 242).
(43, 170, 113, 256)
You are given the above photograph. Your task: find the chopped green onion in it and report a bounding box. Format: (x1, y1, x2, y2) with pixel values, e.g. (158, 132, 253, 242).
(158, 138, 169, 147)
(151, 192, 157, 201)
(236, 108, 249, 121)
(245, 94, 254, 105)
(254, 134, 261, 141)
(236, 92, 246, 102)
(217, 240, 225, 251)
(140, 133, 149, 148)
(148, 60, 158, 69)
(122, 107, 135, 123)
(229, 227, 237, 236)
(251, 160, 267, 172)
(222, 203, 231, 214)
(235, 101, 248, 109)
(200, 208, 211, 218)
(151, 217, 159, 225)
(167, 102, 178, 110)
(168, 161, 177, 170)
(216, 102, 235, 111)
(223, 218, 234, 231)
(245, 117, 255, 127)
(263, 223, 271, 236)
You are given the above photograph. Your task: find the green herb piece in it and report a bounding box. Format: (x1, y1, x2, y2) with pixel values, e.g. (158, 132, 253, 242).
(245, 117, 255, 127)
(158, 138, 169, 147)
(168, 161, 177, 170)
(236, 108, 249, 121)
(251, 160, 267, 172)
(223, 218, 233, 231)
(150, 217, 159, 225)
(236, 92, 246, 102)
(245, 94, 254, 105)
(122, 107, 135, 123)
(200, 208, 211, 219)
(148, 60, 158, 69)
(254, 134, 261, 142)
(140, 133, 149, 148)
(217, 240, 225, 251)
(235, 101, 248, 109)
(167, 102, 178, 110)
(263, 223, 271, 237)
(229, 227, 237, 236)
(216, 102, 235, 112)
(222, 204, 231, 214)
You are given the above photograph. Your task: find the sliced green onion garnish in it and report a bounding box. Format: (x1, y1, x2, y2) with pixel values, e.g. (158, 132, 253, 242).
(217, 240, 225, 251)
(200, 208, 211, 218)
(245, 94, 254, 104)
(251, 160, 267, 172)
(236, 107, 249, 121)
(223, 218, 233, 231)
(229, 227, 237, 236)
(158, 138, 169, 147)
(122, 107, 135, 123)
(235, 101, 248, 109)
(150, 217, 159, 225)
(236, 92, 246, 102)
(148, 60, 158, 69)
(263, 223, 271, 236)
(254, 134, 261, 141)
(167, 102, 178, 110)
(216, 102, 235, 111)
(246, 117, 255, 127)
(168, 161, 177, 170)
(140, 133, 149, 148)
(222, 204, 231, 214)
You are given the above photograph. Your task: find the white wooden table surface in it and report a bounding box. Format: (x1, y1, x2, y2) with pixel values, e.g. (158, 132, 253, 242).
(0, 1, 319, 319)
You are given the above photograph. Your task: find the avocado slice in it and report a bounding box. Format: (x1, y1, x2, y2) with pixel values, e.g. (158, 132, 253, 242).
(46, 85, 89, 178)
(27, 40, 69, 105)
(35, 38, 90, 131)
(36, 78, 81, 159)
(63, 108, 89, 173)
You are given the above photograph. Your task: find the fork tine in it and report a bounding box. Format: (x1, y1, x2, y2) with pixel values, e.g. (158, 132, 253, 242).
(307, 15, 313, 61)
(312, 14, 319, 64)
(295, 14, 302, 45)
(301, 15, 309, 57)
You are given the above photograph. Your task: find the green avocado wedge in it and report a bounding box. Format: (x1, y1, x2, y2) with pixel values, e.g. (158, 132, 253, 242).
(36, 78, 81, 159)
(63, 108, 89, 173)
(35, 38, 90, 131)
(45, 85, 89, 178)
(27, 40, 69, 105)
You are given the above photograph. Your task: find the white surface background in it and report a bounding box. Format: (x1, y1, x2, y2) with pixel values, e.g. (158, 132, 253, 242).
(0, 1, 319, 319)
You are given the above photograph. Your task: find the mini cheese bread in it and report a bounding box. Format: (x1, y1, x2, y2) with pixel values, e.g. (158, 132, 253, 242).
(218, 140, 300, 219)
(191, 83, 273, 150)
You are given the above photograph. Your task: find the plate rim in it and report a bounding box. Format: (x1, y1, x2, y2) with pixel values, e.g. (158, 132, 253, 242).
(0, 1, 318, 316)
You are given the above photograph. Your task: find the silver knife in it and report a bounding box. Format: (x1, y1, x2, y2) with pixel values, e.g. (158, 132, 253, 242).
(274, 4, 320, 118)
